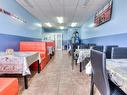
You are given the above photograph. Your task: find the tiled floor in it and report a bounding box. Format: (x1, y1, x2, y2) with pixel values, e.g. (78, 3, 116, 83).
(19, 51, 100, 95)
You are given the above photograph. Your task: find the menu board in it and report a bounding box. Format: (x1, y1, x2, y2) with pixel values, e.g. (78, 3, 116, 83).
(94, 0, 113, 26)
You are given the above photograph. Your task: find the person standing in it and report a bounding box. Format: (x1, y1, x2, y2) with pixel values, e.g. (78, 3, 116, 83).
(70, 31, 81, 69)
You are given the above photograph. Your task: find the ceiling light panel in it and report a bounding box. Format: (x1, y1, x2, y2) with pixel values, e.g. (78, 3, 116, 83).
(45, 22, 52, 27)
(57, 17, 64, 24)
(60, 26, 64, 29)
(71, 22, 78, 27)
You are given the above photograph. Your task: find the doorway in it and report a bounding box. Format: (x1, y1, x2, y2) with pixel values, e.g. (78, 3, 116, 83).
(55, 33, 62, 50)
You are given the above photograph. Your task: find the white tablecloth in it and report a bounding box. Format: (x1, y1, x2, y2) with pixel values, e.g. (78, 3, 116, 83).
(106, 59, 127, 94)
(75, 49, 91, 64)
(47, 46, 55, 55)
(0, 52, 41, 76)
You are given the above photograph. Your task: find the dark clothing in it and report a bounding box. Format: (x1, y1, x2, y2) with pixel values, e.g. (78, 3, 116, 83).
(70, 36, 81, 45)
(71, 43, 78, 52)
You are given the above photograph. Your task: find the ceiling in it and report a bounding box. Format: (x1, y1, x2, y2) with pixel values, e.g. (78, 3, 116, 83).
(16, 0, 109, 29)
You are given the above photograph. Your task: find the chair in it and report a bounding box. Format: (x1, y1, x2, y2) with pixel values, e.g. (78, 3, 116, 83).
(92, 45, 104, 52)
(79, 44, 89, 49)
(111, 47, 127, 59)
(90, 50, 126, 95)
(105, 45, 118, 59)
(88, 44, 96, 49)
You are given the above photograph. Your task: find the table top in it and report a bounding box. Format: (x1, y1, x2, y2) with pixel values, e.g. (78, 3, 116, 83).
(0, 52, 41, 76)
(106, 59, 127, 94)
(75, 49, 91, 63)
(0, 52, 37, 57)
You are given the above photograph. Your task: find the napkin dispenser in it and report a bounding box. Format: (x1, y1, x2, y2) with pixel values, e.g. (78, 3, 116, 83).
(6, 49, 14, 55)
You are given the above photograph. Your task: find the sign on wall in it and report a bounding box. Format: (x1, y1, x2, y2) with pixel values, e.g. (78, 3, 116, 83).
(94, 0, 113, 26)
(0, 8, 26, 23)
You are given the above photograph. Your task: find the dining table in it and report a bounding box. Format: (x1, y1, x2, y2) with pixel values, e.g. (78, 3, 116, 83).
(0, 52, 41, 89)
(106, 59, 127, 94)
(75, 49, 91, 72)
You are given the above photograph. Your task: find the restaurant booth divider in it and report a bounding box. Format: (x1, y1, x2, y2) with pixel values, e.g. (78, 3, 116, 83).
(19, 42, 50, 71)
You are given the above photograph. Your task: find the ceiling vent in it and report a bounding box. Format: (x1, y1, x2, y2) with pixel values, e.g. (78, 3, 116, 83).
(23, 0, 34, 8)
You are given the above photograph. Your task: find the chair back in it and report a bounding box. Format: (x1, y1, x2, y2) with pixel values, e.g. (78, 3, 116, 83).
(105, 45, 118, 59)
(91, 50, 110, 95)
(92, 45, 104, 52)
(79, 44, 89, 49)
(88, 44, 96, 49)
(111, 47, 127, 59)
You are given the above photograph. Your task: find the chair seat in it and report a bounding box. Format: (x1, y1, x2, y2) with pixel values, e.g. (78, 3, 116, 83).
(0, 78, 18, 95)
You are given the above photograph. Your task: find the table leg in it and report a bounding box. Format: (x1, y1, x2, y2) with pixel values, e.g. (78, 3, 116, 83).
(80, 62, 82, 72)
(24, 76, 28, 89)
(72, 58, 74, 70)
(50, 54, 52, 59)
(90, 73, 94, 95)
(72, 50, 74, 70)
(38, 60, 40, 73)
(75, 60, 77, 65)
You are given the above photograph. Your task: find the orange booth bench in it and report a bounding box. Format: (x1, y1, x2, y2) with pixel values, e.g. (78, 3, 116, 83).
(20, 42, 50, 71)
(46, 41, 55, 47)
(0, 78, 18, 95)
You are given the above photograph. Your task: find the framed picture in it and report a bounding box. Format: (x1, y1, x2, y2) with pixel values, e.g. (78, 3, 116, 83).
(94, 0, 113, 26)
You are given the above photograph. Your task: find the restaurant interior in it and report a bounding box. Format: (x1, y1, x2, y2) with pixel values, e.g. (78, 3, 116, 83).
(0, 0, 127, 95)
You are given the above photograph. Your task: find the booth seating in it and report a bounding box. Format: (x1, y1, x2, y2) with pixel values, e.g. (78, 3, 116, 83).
(46, 41, 55, 47)
(20, 42, 50, 71)
(0, 78, 18, 95)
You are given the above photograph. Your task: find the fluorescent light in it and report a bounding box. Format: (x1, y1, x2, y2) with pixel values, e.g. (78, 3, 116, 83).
(34, 23, 42, 27)
(71, 22, 77, 27)
(57, 17, 64, 24)
(89, 23, 95, 27)
(45, 22, 52, 27)
(60, 26, 64, 30)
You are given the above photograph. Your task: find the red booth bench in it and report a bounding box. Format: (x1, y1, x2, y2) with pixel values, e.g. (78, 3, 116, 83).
(20, 42, 50, 71)
(46, 41, 55, 47)
(0, 78, 18, 95)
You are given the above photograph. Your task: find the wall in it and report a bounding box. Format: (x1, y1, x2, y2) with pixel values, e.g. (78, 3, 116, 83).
(44, 28, 80, 46)
(42, 33, 55, 41)
(0, 0, 43, 51)
(80, 0, 127, 47)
